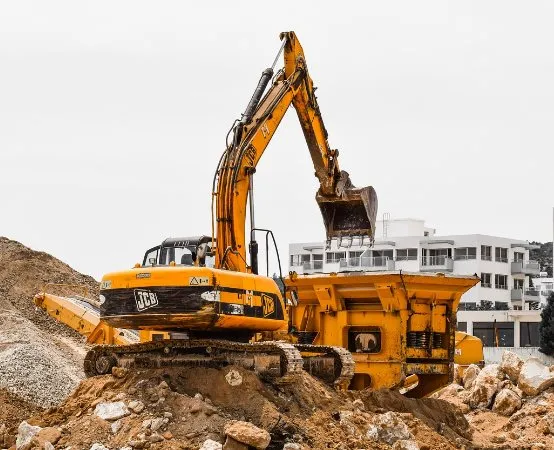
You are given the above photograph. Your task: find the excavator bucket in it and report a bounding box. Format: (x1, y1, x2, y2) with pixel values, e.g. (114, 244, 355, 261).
(317, 171, 378, 241)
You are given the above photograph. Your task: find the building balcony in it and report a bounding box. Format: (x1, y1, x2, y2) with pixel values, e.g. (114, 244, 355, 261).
(296, 260, 323, 274)
(511, 288, 540, 302)
(420, 256, 454, 272)
(511, 260, 540, 275)
(339, 256, 395, 272)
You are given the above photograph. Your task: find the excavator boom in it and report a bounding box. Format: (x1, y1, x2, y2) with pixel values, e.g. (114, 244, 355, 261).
(215, 31, 377, 272)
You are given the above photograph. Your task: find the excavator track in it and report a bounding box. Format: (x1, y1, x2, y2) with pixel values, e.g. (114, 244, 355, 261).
(84, 339, 304, 384)
(84, 339, 355, 389)
(294, 344, 355, 391)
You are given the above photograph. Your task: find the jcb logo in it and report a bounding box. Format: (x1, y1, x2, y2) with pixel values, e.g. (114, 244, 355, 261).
(261, 294, 275, 317)
(134, 289, 158, 312)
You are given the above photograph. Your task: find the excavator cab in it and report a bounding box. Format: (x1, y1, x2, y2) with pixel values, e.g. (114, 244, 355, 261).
(142, 236, 214, 267)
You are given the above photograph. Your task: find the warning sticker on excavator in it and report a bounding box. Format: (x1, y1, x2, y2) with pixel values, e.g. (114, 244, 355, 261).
(189, 276, 210, 286)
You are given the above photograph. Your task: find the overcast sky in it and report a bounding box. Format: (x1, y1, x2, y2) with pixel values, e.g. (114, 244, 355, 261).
(1, 1, 553, 280)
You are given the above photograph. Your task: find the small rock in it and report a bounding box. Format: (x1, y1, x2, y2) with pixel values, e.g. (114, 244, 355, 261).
(392, 440, 420, 450)
(149, 394, 159, 403)
(128, 400, 145, 414)
(225, 370, 243, 387)
(114, 392, 127, 401)
(283, 444, 301, 450)
(352, 399, 365, 411)
(147, 433, 164, 443)
(538, 412, 554, 434)
(112, 367, 129, 378)
(158, 381, 169, 390)
(492, 389, 522, 416)
(111, 420, 123, 434)
(90, 444, 109, 450)
(490, 434, 507, 443)
(128, 387, 137, 395)
(94, 402, 130, 421)
(366, 412, 413, 445)
(33, 427, 62, 446)
(16, 421, 42, 450)
(190, 402, 203, 414)
(531, 444, 546, 450)
(223, 436, 249, 450)
(44, 442, 55, 450)
(150, 418, 165, 432)
(141, 419, 152, 429)
(204, 405, 218, 416)
(200, 439, 223, 450)
(463, 364, 481, 389)
(518, 358, 554, 396)
(500, 351, 524, 382)
(224, 421, 271, 450)
(162, 431, 173, 440)
(194, 393, 204, 401)
(163, 412, 173, 419)
(128, 440, 146, 449)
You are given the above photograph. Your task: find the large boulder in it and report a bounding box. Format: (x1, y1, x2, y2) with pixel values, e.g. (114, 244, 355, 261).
(94, 401, 130, 421)
(16, 421, 42, 450)
(224, 421, 271, 450)
(518, 358, 554, 396)
(463, 364, 481, 389)
(468, 365, 502, 409)
(492, 388, 522, 416)
(500, 351, 524, 382)
(366, 412, 413, 445)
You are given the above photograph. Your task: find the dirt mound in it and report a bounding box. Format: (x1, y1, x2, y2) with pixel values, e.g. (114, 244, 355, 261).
(9, 366, 472, 450)
(0, 237, 99, 408)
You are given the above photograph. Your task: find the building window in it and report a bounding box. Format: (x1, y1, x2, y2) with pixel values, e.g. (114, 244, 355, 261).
(473, 322, 514, 347)
(457, 322, 467, 332)
(520, 322, 540, 347)
(513, 279, 524, 290)
(513, 251, 524, 262)
(495, 247, 508, 263)
(481, 273, 492, 288)
(454, 247, 477, 260)
(495, 301, 509, 310)
(371, 249, 394, 259)
(459, 302, 477, 311)
(290, 255, 300, 266)
(326, 252, 346, 263)
(349, 251, 363, 258)
(396, 248, 418, 261)
(481, 245, 492, 261)
(495, 274, 508, 289)
(313, 254, 323, 261)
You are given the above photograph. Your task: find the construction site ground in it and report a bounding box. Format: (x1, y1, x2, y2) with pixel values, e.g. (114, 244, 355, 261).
(0, 236, 553, 450)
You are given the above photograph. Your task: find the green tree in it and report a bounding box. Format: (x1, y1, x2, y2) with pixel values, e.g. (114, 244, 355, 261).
(539, 291, 554, 355)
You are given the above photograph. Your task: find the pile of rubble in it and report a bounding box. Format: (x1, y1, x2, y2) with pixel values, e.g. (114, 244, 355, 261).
(2, 365, 472, 450)
(434, 351, 554, 448)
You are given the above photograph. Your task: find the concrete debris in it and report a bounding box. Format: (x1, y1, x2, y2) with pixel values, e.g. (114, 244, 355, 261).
(16, 421, 42, 450)
(468, 367, 500, 409)
(224, 420, 271, 449)
(282, 444, 301, 450)
(500, 351, 524, 382)
(111, 420, 122, 434)
(127, 400, 145, 414)
(94, 401, 130, 421)
(462, 364, 480, 389)
(200, 439, 223, 450)
(491, 388, 522, 416)
(225, 369, 243, 387)
(366, 411, 413, 445)
(518, 358, 554, 396)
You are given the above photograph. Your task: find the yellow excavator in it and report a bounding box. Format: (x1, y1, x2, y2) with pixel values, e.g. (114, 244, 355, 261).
(84, 32, 377, 389)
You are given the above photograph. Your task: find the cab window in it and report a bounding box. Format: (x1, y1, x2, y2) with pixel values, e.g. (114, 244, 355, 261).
(143, 246, 160, 266)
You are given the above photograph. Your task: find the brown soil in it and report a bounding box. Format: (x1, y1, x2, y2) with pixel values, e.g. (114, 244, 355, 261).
(16, 367, 474, 450)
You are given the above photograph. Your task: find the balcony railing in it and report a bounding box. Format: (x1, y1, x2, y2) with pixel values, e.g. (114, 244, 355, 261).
(301, 260, 323, 272)
(420, 256, 454, 272)
(511, 260, 540, 275)
(511, 289, 523, 301)
(338, 256, 395, 271)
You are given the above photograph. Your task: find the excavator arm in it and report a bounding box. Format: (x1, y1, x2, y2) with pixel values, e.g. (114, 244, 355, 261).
(214, 31, 377, 273)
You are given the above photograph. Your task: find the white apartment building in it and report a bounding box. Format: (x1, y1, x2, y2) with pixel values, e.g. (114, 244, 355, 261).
(289, 218, 541, 349)
(532, 272, 554, 305)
